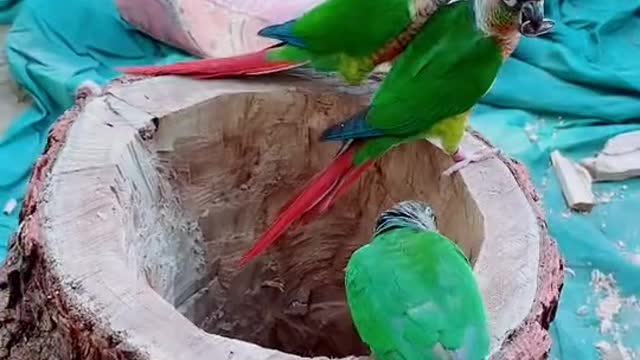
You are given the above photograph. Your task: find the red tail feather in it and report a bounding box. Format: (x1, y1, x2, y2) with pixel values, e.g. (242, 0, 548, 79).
(117, 46, 303, 78)
(301, 160, 375, 223)
(239, 143, 372, 266)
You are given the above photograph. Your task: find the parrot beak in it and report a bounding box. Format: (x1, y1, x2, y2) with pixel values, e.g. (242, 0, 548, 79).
(519, 1, 555, 37)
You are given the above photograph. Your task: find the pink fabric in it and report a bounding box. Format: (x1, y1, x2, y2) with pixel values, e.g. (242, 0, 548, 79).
(116, 0, 324, 58)
(117, 0, 198, 55)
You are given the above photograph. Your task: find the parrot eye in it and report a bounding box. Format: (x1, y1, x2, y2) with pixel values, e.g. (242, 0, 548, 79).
(503, 0, 517, 7)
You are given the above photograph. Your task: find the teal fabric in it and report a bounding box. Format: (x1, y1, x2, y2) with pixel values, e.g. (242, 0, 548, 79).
(0, 0, 638, 358)
(0, 0, 192, 259)
(0, 0, 21, 24)
(471, 0, 640, 358)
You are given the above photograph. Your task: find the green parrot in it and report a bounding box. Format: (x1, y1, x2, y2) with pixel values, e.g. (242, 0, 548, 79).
(238, 0, 554, 265)
(119, 0, 450, 85)
(346, 200, 489, 360)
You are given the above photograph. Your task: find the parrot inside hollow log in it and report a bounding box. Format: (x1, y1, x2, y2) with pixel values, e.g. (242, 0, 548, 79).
(238, 0, 554, 266)
(118, 0, 451, 85)
(346, 201, 489, 360)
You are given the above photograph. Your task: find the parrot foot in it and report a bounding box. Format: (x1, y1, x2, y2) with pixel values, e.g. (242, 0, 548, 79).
(452, 149, 466, 162)
(442, 148, 501, 177)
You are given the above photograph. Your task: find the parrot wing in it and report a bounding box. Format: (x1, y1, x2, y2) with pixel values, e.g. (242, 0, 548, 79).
(367, 0, 503, 135)
(345, 229, 488, 359)
(263, 0, 413, 57)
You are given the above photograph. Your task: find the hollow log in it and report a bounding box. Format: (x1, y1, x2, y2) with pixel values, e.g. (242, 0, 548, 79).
(0, 74, 564, 360)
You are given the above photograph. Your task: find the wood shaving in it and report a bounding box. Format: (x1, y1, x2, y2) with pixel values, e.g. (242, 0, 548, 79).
(3, 198, 16, 215)
(577, 305, 589, 316)
(591, 270, 621, 334)
(627, 253, 640, 267)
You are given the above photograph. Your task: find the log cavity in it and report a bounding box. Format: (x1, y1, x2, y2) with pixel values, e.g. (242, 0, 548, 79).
(136, 90, 484, 358)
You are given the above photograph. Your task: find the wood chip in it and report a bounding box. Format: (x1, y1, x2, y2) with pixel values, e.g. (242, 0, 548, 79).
(581, 131, 640, 182)
(2, 198, 16, 215)
(551, 150, 595, 212)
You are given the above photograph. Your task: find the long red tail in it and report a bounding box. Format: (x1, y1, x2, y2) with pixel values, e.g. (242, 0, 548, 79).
(239, 143, 374, 266)
(117, 46, 304, 78)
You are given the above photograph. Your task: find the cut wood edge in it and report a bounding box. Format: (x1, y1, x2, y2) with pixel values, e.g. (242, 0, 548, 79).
(0, 75, 563, 360)
(475, 132, 565, 359)
(551, 150, 595, 212)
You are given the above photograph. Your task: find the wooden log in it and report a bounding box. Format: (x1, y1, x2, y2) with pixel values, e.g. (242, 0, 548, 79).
(0, 74, 564, 359)
(115, 0, 323, 58)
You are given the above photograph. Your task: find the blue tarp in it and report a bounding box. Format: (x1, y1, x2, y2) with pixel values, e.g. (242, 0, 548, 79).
(0, 0, 20, 24)
(0, 0, 638, 358)
(471, 1, 640, 357)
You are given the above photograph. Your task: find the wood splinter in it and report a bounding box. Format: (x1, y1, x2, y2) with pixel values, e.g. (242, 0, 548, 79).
(551, 150, 595, 212)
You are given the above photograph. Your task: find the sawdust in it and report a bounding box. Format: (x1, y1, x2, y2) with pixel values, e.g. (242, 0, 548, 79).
(588, 270, 640, 359)
(595, 340, 635, 360)
(591, 270, 622, 334)
(594, 184, 630, 205)
(613, 240, 640, 267)
(596, 191, 617, 204)
(577, 305, 589, 317)
(627, 253, 640, 266)
(524, 122, 540, 143)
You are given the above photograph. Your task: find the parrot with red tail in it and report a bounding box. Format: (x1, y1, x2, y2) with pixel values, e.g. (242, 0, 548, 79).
(118, 0, 449, 85)
(239, 0, 554, 266)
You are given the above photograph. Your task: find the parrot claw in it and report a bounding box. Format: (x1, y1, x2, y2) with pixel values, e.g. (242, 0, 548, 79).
(442, 148, 501, 177)
(452, 149, 466, 162)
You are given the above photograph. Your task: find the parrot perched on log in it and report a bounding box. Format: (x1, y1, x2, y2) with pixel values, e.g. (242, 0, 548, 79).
(118, 0, 450, 85)
(238, 0, 554, 266)
(346, 200, 489, 360)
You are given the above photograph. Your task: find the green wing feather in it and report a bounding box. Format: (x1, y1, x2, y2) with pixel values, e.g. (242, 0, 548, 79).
(290, 0, 413, 57)
(266, 0, 420, 84)
(345, 228, 489, 360)
(365, 1, 503, 136)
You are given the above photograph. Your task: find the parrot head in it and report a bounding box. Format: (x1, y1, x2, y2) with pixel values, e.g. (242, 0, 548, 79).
(501, 0, 555, 37)
(374, 200, 437, 236)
